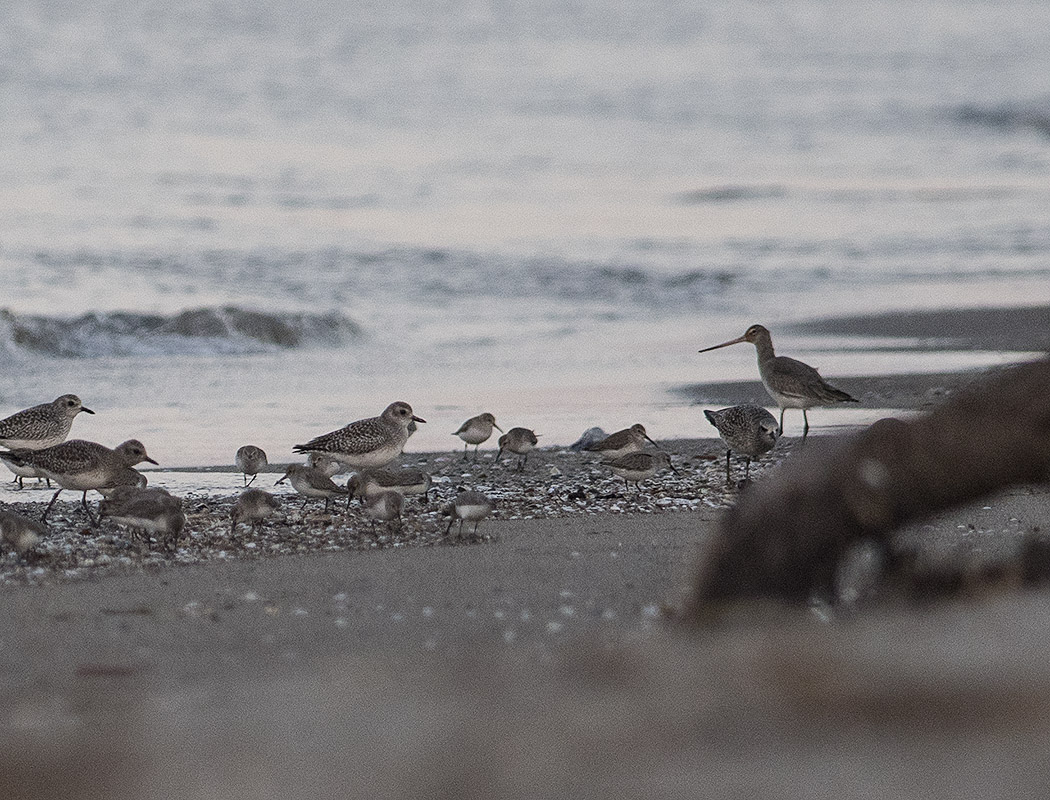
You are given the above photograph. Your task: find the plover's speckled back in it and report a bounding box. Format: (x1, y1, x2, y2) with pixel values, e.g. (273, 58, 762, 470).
(495, 427, 539, 471)
(99, 486, 184, 548)
(231, 488, 282, 535)
(293, 401, 426, 470)
(453, 412, 503, 460)
(444, 490, 493, 540)
(604, 450, 676, 493)
(346, 468, 431, 509)
(584, 423, 656, 461)
(0, 394, 94, 451)
(276, 463, 349, 513)
(704, 404, 780, 485)
(0, 438, 158, 524)
(235, 445, 268, 486)
(699, 324, 858, 441)
(0, 510, 47, 557)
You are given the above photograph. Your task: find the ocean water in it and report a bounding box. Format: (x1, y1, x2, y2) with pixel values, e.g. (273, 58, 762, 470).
(2, 0, 1049, 466)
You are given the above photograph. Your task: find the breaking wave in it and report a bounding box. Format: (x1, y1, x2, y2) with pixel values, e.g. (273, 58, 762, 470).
(0, 306, 361, 358)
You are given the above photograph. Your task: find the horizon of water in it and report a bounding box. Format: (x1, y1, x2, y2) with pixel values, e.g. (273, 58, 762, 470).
(2, 0, 1050, 466)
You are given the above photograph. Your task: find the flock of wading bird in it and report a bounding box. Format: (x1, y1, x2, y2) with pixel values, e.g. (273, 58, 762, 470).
(0, 324, 858, 558)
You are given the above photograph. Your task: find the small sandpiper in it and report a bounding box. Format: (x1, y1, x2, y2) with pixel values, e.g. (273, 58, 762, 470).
(346, 468, 432, 509)
(584, 423, 657, 461)
(444, 490, 494, 541)
(307, 452, 343, 477)
(99, 486, 185, 549)
(604, 450, 676, 493)
(0, 439, 158, 525)
(276, 464, 349, 512)
(235, 445, 268, 486)
(0, 510, 47, 558)
(703, 405, 780, 485)
(363, 489, 403, 535)
(5, 460, 52, 490)
(699, 324, 858, 441)
(453, 412, 503, 460)
(495, 427, 539, 471)
(231, 488, 282, 535)
(0, 394, 94, 451)
(293, 401, 426, 471)
(97, 466, 148, 498)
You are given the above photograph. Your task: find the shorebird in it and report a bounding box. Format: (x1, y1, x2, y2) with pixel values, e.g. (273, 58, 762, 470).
(453, 413, 503, 460)
(698, 324, 858, 441)
(293, 401, 426, 471)
(276, 464, 348, 512)
(604, 450, 676, 493)
(307, 452, 343, 477)
(0, 394, 94, 450)
(0, 439, 158, 524)
(231, 488, 282, 535)
(4, 460, 52, 490)
(235, 445, 268, 486)
(346, 468, 432, 509)
(97, 466, 148, 497)
(0, 510, 47, 557)
(363, 490, 403, 535)
(495, 427, 539, 471)
(444, 490, 493, 541)
(584, 423, 657, 461)
(703, 405, 780, 485)
(99, 486, 184, 549)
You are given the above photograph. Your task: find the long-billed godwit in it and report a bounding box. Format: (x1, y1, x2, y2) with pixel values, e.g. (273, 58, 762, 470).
(699, 324, 858, 441)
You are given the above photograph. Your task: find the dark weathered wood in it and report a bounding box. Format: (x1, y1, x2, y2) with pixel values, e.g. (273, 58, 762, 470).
(685, 358, 1050, 612)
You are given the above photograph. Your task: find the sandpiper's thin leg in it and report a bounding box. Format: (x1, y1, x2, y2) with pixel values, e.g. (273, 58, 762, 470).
(445, 517, 454, 535)
(301, 497, 309, 510)
(42, 488, 64, 521)
(744, 457, 752, 482)
(725, 450, 732, 485)
(802, 410, 810, 442)
(246, 474, 256, 487)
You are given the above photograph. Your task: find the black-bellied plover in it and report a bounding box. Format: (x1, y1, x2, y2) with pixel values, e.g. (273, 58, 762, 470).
(0, 510, 47, 557)
(0, 439, 158, 524)
(584, 423, 656, 461)
(495, 427, 539, 471)
(444, 490, 493, 541)
(231, 488, 282, 535)
(699, 324, 858, 441)
(363, 489, 403, 535)
(98, 486, 184, 549)
(0, 394, 94, 451)
(235, 445, 268, 486)
(452, 413, 503, 460)
(293, 401, 426, 470)
(604, 450, 676, 493)
(346, 468, 432, 510)
(276, 464, 348, 512)
(703, 405, 780, 485)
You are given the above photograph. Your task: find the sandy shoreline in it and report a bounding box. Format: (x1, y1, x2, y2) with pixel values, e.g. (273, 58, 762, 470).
(2, 304, 1050, 796)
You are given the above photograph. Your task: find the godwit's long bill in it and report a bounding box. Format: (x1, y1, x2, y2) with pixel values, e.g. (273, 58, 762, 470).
(698, 324, 858, 441)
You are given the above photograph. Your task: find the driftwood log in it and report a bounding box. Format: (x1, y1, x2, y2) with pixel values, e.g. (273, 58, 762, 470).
(685, 357, 1050, 613)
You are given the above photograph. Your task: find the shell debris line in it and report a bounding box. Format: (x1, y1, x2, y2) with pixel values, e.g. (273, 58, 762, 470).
(0, 439, 773, 586)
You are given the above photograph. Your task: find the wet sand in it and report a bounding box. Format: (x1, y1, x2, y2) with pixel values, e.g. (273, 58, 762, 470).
(2, 304, 1050, 797)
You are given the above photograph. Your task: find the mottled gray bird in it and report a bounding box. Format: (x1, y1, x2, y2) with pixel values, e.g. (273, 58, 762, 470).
(293, 401, 426, 470)
(699, 324, 858, 441)
(276, 463, 348, 512)
(231, 488, 282, 535)
(307, 452, 343, 477)
(452, 412, 503, 460)
(363, 489, 403, 534)
(495, 427, 539, 470)
(97, 466, 148, 497)
(0, 510, 47, 557)
(0, 439, 158, 524)
(584, 423, 657, 461)
(235, 445, 268, 486)
(99, 486, 184, 549)
(604, 450, 676, 493)
(0, 394, 94, 450)
(346, 468, 432, 509)
(703, 404, 780, 484)
(444, 490, 493, 540)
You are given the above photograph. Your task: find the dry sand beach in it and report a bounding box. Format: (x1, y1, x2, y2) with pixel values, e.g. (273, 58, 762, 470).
(1, 306, 1049, 798)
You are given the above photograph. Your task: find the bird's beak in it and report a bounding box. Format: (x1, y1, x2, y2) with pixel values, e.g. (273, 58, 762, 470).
(698, 335, 749, 353)
(412, 415, 427, 423)
(275, 475, 287, 485)
(494, 424, 504, 433)
(644, 434, 658, 447)
(81, 407, 95, 415)
(144, 456, 159, 465)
